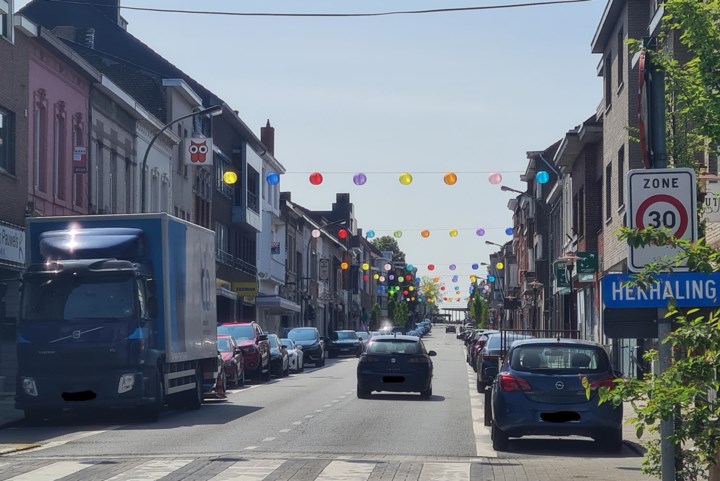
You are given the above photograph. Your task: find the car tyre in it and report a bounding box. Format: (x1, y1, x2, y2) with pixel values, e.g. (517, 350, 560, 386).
(238, 368, 245, 387)
(420, 384, 432, 400)
(283, 359, 290, 377)
(597, 430, 623, 453)
(357, 384, 371, 399)
(477, 379, 487, 393)
(262, 362, 272, 382)
(299, 359, 304, 372)
(492, 422, 509, 451)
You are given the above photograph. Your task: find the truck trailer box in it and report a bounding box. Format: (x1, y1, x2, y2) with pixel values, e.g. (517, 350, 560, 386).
(24, 214, 218, 363)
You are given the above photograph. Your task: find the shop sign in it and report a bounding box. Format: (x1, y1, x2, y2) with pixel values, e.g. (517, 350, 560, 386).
(0, 223, 24, 265)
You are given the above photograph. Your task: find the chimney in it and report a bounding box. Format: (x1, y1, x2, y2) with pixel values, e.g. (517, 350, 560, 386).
(261, 119, 275, 156)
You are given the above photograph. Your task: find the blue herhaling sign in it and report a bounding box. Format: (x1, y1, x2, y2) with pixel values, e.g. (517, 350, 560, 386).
(602, 272, 720, 309)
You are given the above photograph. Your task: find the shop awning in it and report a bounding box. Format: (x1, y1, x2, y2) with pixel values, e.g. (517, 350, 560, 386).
(255, 295, 301, 313)
(216, 287, 238, 300)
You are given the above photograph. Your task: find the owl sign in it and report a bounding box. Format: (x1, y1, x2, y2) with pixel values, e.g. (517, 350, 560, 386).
(184, 137, 214, 165)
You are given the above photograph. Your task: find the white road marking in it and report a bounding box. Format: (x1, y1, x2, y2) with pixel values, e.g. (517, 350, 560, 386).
(419, 462, 470, 481)
(305, 414, 315, 418)
(331, 400, 339, 403)
(105, 459, 193, 481)
(278, 429, 291, 433)
(292, 421, 303, 425)
(5, 461, 96, 481)
(244, 446, 258, 450)
(207, 459, 284, 481)
(339, 395, 346, 399)
(315, 409, 324, 413)
(323, 404, 332, 408)
(315, 460, 376, 481)
(467, 351, 497, 458)
(261, 437, 276, 442)
(21, 428, 121, 454)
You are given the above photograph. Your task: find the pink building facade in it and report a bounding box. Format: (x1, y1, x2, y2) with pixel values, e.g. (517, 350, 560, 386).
(27, 39, 89, 217)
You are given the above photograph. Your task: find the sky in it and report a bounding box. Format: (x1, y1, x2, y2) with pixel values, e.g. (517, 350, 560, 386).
(15, 0, 608, 308)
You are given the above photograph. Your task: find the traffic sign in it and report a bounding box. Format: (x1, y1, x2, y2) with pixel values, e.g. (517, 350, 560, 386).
(602, 272, 720, 308)
(627, 168, 697, 272)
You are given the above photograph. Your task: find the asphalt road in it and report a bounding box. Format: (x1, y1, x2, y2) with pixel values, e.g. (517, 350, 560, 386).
(0, 327, 477, 459)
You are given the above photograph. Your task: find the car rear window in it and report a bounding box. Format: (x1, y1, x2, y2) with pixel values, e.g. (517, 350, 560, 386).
(486, 334, 531, 350)
(510, 345, 609, 373)
(367, 340, 424, 355)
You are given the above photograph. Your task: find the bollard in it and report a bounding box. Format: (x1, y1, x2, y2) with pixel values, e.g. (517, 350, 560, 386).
(484, 386, 492, 426)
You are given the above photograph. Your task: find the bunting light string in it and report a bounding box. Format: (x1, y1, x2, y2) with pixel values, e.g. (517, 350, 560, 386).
(261, 170, 519, 187)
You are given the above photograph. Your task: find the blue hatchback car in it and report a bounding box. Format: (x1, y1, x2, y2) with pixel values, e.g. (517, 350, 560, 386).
(490, 338, 623, 452)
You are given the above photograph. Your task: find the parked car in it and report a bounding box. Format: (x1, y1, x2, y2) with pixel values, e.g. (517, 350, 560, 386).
(287, 327, 325, 366)
(282, 338, 304, 372)
(217, 335, 245, 387)
(470, 330, 499, 370)
(445, 325, 456, 333)
(356, 334, 436, 399)
(491, 338, 623, 452)
(476, 332, 532, 392)
(217, 322, 270, 382)
(356, 331, 370, 348)
(328, 330, 363, 358)
(267, 334, 289, 377)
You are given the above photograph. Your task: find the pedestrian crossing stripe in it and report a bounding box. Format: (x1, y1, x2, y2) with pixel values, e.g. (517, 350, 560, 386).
(0, 459, 487, 481)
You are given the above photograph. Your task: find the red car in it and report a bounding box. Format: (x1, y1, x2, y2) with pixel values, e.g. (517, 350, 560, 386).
(217, 322, 270, 382)
(217, 335, 245, 387)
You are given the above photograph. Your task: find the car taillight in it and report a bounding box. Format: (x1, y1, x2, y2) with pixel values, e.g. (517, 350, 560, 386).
(481, 354, 500, 362)
(409, 355, 430, 364)
(498, 373, 532, 392)
(590, 375, 616, 390)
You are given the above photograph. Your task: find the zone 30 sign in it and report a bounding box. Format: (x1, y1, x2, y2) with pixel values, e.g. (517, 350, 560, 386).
(627, 168, 697, 272)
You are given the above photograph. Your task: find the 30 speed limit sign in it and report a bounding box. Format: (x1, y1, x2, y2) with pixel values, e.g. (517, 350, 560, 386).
(627, 168, 697, 272)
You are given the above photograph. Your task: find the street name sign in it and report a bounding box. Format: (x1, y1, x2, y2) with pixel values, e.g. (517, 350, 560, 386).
(627, 168, 697, 272)
(602, 272, 720, 309)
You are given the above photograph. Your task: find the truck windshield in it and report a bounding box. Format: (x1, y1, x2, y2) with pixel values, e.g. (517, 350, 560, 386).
(21, 274, 136, 322)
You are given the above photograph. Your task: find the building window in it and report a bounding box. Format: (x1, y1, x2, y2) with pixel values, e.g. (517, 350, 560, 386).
(247, 166, 259, 213)
(574, 187, 585, 238)
(125, 157, 132, 212)
(604, 51, 613, 109)
(215, 221, 228, 253)
(617, 27, 624, 87)
(618, 146, 625, 208)
(0, 107, 14, 175)
(53, 103, 67, 200)
(72, 122, 84, 208)
(0, 1, 13, 43)
(605, 163, 613, 221)
(34, 94, 48, 193)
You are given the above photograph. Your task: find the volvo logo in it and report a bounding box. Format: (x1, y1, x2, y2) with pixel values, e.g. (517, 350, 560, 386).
(555, 381, 565, 390)
(72, 330, 82, 339)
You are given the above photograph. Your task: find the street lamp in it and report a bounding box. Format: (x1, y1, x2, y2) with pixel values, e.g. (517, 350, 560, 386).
(528, 280, 543, 330)
(558, 252, 581, 333)
(140, 104, 223, 213)
(484, 240, 504, 248)
(301, 218, 347, 327)
(500, 185, 525, 196)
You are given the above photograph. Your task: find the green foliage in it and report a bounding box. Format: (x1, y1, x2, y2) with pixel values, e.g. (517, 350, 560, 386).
(392, 300, 408, 327)
(369, 303, 381, 331)
(469, 289, 490, 329)
(371, 236, 406, 264)
(603, 2, 720, 478)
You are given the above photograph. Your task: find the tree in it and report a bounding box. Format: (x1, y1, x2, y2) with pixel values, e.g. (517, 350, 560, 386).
(598, 3, 720, 479)
(369, 302, 381, 331)
(371, 236, 406, 265)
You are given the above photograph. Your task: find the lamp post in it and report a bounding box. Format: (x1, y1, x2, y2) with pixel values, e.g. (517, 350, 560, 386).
(528, 280, 543, 330)
(558, 252, 581, 333)
(301, 219, 347, 328)
(484, 240, 504, 248)
(140, 104, 223, 213)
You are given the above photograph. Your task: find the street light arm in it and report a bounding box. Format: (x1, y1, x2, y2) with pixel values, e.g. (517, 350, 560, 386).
(140, 104, 222, 212)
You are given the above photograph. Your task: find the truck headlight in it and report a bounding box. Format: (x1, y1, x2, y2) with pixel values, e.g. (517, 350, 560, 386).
(118, 374, 135, 394)
(22, 377, 38, 397)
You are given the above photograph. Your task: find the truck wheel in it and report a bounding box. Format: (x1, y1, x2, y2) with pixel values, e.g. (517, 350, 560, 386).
(184, 368, 203, 410)
(139, 372, 164, 422)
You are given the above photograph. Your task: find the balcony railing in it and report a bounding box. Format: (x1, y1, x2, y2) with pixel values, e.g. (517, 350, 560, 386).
(216, 249, 257, 276)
